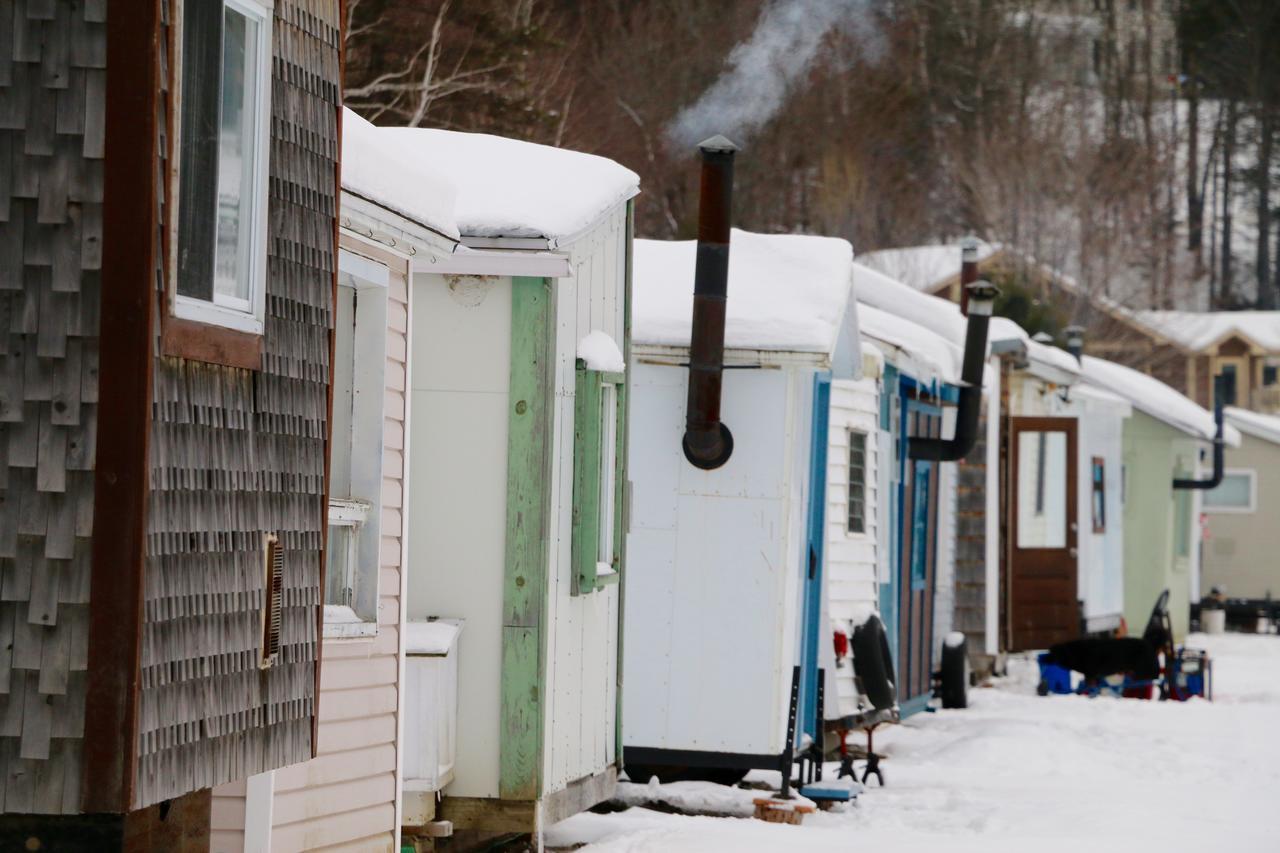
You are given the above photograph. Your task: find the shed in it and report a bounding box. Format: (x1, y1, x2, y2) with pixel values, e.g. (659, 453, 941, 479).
(0, 1, 342, 844)
(624, 230, 861, 782)
(1080, 356, 1241, 640)
(381, 128, 639, 838)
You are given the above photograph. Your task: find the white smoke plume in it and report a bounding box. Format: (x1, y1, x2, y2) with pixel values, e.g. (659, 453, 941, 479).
(667, 0, 882, 150)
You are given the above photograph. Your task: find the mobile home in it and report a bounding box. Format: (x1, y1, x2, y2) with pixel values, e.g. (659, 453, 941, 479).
(1081, 357, 1239, 641)
(390, 129, 639, 837)
(1202, 408, 1280, 601)
(624, 228, 861, 783)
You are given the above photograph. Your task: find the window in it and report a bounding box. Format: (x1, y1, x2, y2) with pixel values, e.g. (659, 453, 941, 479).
(1204, 470, 1257, 514)
(1173, 489, 1191, 560)
(174, 0, 272, 333)
(324, 249, 389, 637)
(1263, 364, 1278, 387)
(1218, 363, 1239, 406)
(909, 462, 931, 588)
(1017, 430, 1068, 549)
(1091, 457, 1106, 533)
(572, 361, 626, 596)
(847, 431, 867, 534)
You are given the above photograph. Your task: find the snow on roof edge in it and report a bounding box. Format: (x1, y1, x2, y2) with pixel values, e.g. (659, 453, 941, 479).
(340, 107, 460, 242)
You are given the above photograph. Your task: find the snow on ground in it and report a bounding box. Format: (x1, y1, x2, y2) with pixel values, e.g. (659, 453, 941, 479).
(547, 633, 1280, 851)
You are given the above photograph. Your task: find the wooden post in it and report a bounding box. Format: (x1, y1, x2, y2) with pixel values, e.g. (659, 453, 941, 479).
(82, 0, 161, 814)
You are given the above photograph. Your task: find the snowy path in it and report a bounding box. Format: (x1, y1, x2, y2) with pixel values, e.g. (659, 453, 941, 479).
(546, 634, 1280, 851)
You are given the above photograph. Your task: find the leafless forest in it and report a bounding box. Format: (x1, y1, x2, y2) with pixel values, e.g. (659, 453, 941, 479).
(344, 0, 1280, 314)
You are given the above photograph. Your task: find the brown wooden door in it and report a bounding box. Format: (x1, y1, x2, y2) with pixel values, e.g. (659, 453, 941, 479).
(1008, 417, 1078, 651)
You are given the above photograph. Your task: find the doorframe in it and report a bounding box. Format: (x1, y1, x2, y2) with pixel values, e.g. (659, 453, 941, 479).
(1006, 416, 1079, 651)
(798, 372, 831, 743)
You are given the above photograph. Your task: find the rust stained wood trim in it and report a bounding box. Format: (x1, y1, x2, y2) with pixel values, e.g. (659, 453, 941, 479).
(315, 14, 346, 757)
(160, 315, 264, 370)
(82, 0, 163, 814)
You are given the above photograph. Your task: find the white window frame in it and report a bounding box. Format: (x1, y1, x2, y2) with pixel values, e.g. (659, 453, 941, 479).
(171, 0, 274, 335)
(324, 247, 390, 639)
(846, 429, 868, 537)
(596, 383, 619, 583)
(1202, 469, 1257, 514)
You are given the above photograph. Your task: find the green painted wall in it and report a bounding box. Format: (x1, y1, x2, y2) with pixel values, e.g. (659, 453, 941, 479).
(500, 276, 554, 800)
(1121, 410, 1200, 640)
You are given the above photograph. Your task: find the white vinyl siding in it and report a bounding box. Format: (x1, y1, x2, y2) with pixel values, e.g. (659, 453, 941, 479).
(211, 238, 411, 852)
(825, 377, 880, 719)
(544, 207, 626, 792)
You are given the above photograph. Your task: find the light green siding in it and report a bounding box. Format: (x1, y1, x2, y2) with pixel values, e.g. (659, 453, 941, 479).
(1121, 410, 1200, 640)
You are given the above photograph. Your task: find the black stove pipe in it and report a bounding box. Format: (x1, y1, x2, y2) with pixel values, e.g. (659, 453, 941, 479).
(682, 135, 738, 470)
(908, 280, 1000, 462)
(1174, 374, 1227, 490)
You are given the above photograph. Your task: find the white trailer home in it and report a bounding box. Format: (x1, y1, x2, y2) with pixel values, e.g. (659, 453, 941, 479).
(992, 338, 1132, 647)
(380, 128, 639, 839)
(624, 229, 861, 786)
(851, 264, 1002, 698)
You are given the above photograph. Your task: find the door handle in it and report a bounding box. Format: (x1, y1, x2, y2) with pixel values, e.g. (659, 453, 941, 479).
(1069, 547, 1078, 558)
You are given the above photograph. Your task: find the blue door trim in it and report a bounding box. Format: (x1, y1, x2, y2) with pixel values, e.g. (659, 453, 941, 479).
(798, 373, 831, 741)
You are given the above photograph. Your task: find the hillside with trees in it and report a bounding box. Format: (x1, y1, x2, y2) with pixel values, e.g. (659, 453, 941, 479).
(345, 0, 1280, 316)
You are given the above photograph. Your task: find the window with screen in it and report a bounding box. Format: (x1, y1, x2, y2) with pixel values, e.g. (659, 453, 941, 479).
(323, 249, 390, 636)
(572, 362, 626, 596)
(847, 431, 867, 534)
(175, 0, 272, 334)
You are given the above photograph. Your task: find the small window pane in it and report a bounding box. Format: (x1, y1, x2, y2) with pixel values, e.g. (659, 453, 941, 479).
(1204, 473, 1253, 510)
(598, 384, 618, 566)
(176, 0, 223, 300)
(326, 523, 357, 607)
(847, 431, 867, 534)
(214, 6, 260, 307)
(331, 286, 356, 498)
(1091, 457, 1106, 533)
(1219, 365, 1238, 406)
(1017, 431, 1068, 549)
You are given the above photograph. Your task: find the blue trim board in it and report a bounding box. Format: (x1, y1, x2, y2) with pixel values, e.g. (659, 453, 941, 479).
(798, 373, 831, 742)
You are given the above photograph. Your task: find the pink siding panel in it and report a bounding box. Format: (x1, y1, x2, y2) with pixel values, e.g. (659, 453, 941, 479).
(212, 246, 410, 852)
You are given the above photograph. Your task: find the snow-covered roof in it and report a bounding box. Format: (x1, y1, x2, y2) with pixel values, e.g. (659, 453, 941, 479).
(376, 128, 639, 245)
(1134, 311, 1280, 353)
(633, 230, 855, 354)
(853, 262, 967, 341)
(856, 241, 999, 293)
(1224, 407, 1280, 446)
(1080, 356, 1240, 445)
(340, 108, 460, 242)
(988, 317, 1083, 380)
(853, 262, 1081, 381)
(857, 303, 961, 385)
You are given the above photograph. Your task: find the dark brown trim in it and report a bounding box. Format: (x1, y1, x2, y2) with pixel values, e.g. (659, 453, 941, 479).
(313, 0, 346, 758)
(83, 0, 162, 815)
(160, 314, 264, 370)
